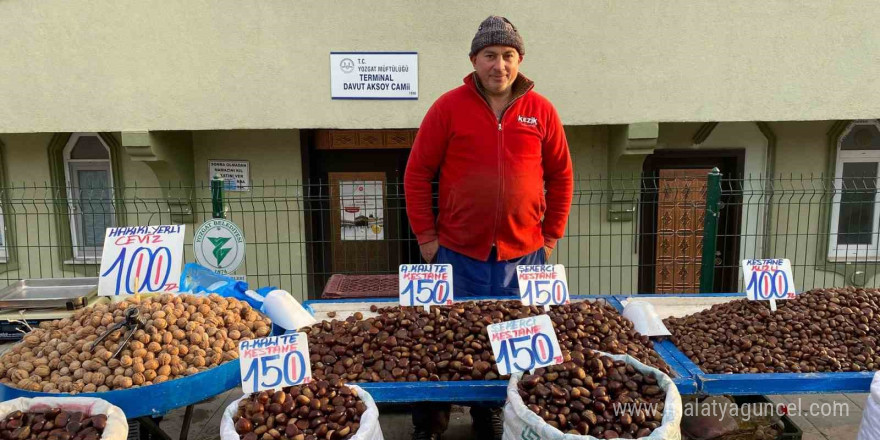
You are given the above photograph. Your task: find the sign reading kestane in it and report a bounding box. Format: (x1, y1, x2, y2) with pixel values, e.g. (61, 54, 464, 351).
(330, 52, 418, 100)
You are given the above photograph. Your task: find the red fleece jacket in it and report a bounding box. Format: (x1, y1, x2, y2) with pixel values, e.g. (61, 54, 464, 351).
(404, 73, 573, 261)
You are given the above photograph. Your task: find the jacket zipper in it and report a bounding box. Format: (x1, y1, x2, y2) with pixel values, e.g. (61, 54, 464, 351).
(468, 76, 532, 257)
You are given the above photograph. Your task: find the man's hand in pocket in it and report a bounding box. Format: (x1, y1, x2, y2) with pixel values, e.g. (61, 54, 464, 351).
(420, 240, 439, 263)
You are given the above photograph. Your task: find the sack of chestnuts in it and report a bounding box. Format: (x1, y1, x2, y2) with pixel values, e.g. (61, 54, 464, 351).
(0, 396, 128, 440)
(503, 350, 682, 440)
(220, 380, 385, 440)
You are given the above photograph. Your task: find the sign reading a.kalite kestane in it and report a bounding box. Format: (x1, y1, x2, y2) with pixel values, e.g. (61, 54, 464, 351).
(488, 314, 563, 376)
(399, 264, 453, 311)
(330, 52, 418, 100)
(239, 333, 312, 394)
(98, 225, 185, 296)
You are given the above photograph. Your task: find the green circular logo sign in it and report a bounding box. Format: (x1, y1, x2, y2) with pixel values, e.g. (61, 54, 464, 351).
(194, 219, 245, 274)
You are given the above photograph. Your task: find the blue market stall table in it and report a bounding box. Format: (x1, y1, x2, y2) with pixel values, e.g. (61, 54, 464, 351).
(301, 295, 700, 403)
(614, 293, 877, 395)
(0, 355, 242, 440)
(0, 290, 278, 440)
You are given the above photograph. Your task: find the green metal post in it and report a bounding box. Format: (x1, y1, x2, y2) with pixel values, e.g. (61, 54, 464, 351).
(699, 167, 722, 293)
(211, 174, 225, 219)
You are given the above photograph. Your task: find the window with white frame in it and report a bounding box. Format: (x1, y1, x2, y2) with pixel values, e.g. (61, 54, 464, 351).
(63, 133, 115, 260)
(829, 120, 880, 260)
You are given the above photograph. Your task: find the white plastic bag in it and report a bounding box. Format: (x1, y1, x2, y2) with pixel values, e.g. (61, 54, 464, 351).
(220, 384, 384, 440)
(0, 397, 128, 440)
(857, 371, 880, 440)
(503, 352, 682, 440)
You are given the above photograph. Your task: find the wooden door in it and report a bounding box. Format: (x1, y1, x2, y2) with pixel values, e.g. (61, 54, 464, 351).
(654, 169, 711, 293)
(329, 172, 390, 273)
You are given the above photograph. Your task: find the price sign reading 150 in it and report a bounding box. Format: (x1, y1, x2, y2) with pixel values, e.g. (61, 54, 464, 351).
(517, 265, 570, 310)
(239, 333, 311, 394)
(399, 264, 453, 311)
(488, 314, 563, 376)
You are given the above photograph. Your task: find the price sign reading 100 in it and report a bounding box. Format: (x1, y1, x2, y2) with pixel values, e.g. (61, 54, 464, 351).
(97, 225, 185, 296)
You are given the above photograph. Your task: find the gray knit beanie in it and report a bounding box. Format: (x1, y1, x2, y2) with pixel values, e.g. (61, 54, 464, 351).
(470, 16, 524, 57)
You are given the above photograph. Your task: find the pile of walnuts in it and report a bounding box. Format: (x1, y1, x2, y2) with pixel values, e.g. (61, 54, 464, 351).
(0, 293, 272, 394)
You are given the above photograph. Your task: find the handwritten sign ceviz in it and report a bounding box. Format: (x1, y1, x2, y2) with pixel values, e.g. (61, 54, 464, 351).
(488, 314, 563, 376)
(399, 264, 453, 311)
(98, 225, 185, 296)
(742, 259, 797, 311)
(239, 333, 312, 394)
(517, 265, 570, 310)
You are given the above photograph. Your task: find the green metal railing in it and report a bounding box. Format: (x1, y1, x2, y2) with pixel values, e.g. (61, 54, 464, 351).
(700, 168, 722, 293)
(0, 172, 877, 300)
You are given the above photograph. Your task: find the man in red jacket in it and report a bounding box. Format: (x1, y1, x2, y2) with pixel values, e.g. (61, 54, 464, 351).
(404, 15, 573, 440)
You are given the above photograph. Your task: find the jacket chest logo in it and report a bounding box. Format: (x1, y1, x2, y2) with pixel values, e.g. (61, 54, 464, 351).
(517, 115, 538, 127)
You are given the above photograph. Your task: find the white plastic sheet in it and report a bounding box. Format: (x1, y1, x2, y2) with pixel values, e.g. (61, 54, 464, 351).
(221, 385, 384, 440)
(622, 301, 671, 337)
(858, 371, 880, 440)
(503, 352, 682, 440)
(0, 397, 128, 440)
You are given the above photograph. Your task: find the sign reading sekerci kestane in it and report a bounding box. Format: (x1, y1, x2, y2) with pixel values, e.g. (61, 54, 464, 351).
(487, 314, 563, 376)
(516, 264, 570, 307)
(239, 333, 312, 394)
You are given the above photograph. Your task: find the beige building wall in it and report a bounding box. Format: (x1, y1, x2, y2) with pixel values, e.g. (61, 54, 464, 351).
(0, 133, 161, 283)
(763, 121, 847, 290)
(0, 122, 867, 296)
(1, 1, 879, 132)
(0, 130, 311, 301)
(557, 121, 855, 294)
(191, 130, 308, 301)
(557, 125, 643, 294)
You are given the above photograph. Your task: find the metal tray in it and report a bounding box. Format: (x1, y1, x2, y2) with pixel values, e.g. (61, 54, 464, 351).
(0, 278, 97, 309)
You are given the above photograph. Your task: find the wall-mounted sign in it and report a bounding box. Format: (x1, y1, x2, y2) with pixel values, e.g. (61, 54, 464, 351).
(330, 52, 418, 100)
(209, 160, 250, 191)
(339, 180, 384, 240)
(194, 219, 246, 275)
